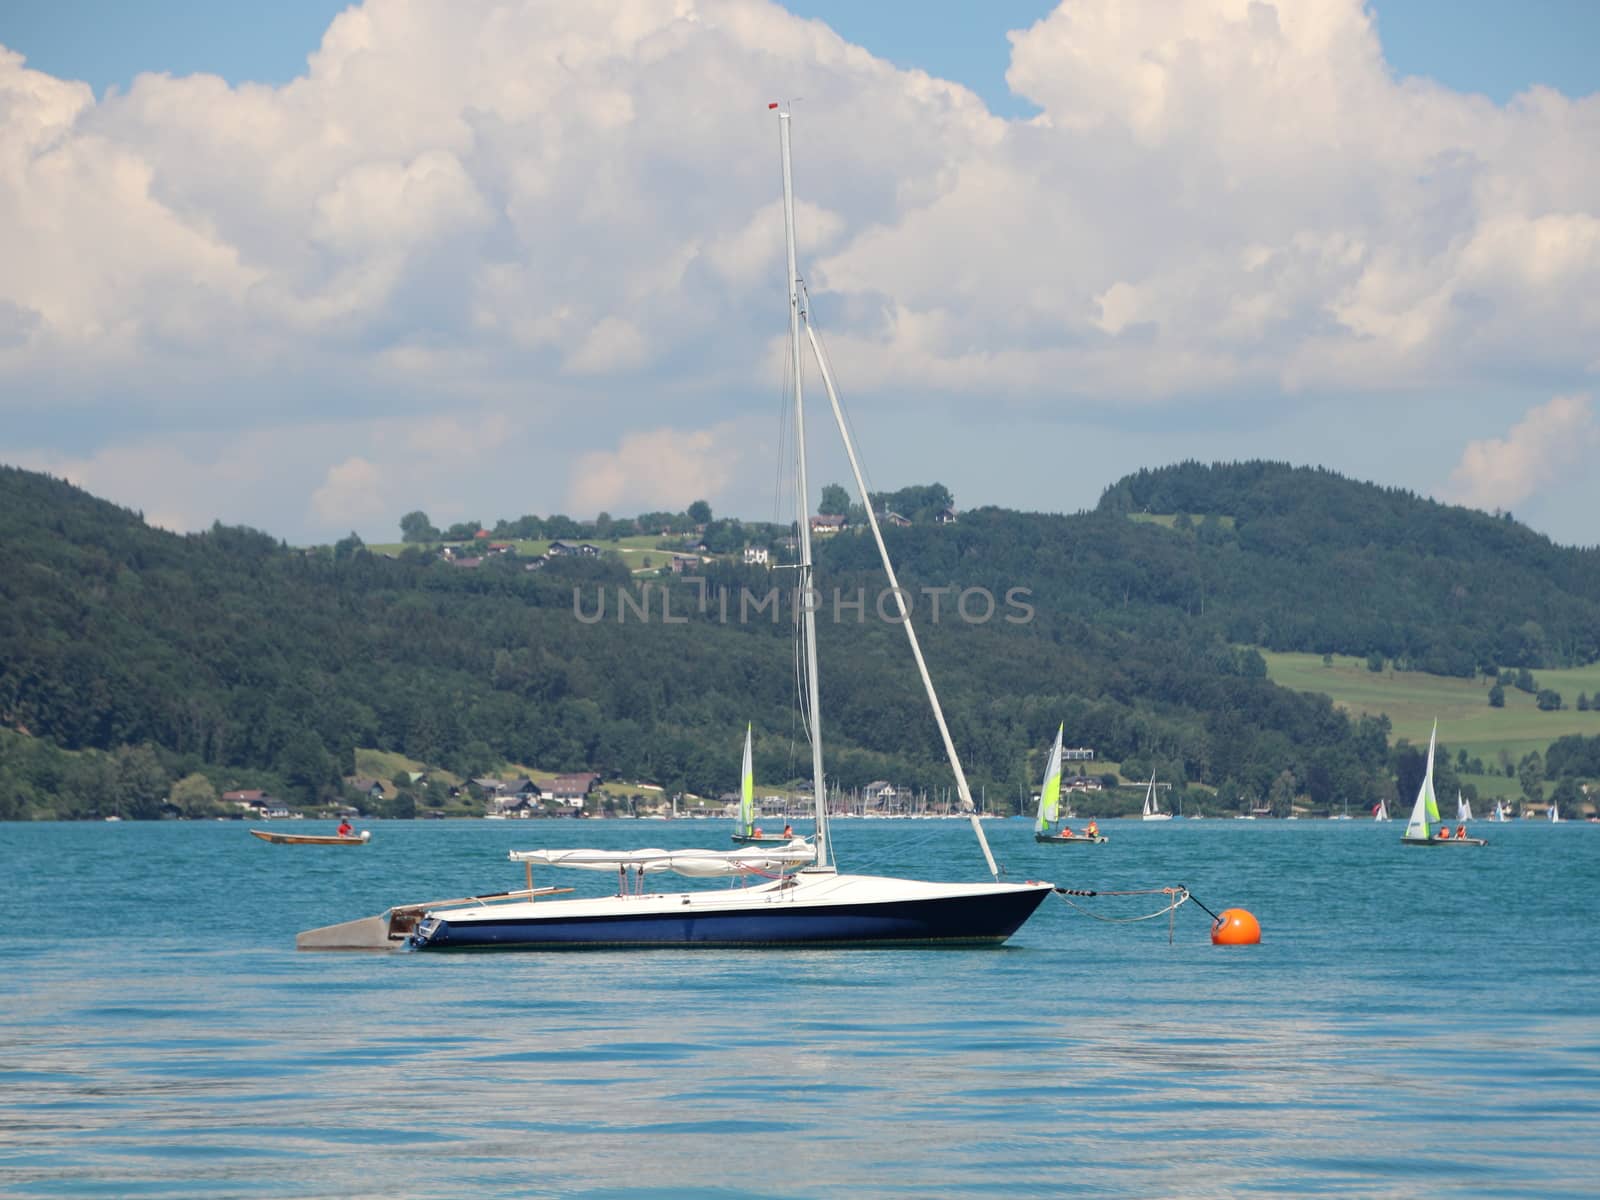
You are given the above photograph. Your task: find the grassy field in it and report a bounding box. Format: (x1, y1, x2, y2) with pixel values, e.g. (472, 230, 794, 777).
(1261, 651, 1600, 766)
(1127, 512, 1236, 530)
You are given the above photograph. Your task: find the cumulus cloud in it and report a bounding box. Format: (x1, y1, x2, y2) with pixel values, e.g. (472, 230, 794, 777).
(567, 424, 744, 516)
(0, 1, 1597, 541)
(1444, 394, 1599, 513)
(311, 456, 387, 526)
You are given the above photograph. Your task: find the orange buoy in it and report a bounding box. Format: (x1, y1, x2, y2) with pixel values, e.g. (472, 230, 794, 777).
(1211, 908, 1261, 945)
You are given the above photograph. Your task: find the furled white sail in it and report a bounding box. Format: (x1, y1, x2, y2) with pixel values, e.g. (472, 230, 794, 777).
(510, 841, 815, 877)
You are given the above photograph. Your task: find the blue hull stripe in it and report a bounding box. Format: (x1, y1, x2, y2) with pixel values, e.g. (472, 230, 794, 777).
(413, 889, 1049, 951)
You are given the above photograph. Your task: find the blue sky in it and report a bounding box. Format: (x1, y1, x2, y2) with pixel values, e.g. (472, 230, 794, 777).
(0, 1, 1597, 546)
(3, 0, 1594, 112)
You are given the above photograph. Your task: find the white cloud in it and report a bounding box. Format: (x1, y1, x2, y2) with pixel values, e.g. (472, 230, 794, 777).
(1444, 394, 1600, 512)
(311, 456, 387, 526)
(567, 424, 744, 516)
(0, 1, 1597, 542)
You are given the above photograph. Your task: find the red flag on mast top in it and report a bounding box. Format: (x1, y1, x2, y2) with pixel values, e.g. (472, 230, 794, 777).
(769, 102, 779, 109)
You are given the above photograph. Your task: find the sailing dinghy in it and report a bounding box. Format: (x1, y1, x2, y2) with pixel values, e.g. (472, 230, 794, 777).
(731, 724, 791, 845)
(1401, 722, 1486, 846)
(1034, 724, 1106, 844)
(310, 107, 1054, 952)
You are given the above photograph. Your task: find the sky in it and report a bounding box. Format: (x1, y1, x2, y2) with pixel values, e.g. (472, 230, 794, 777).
(0, 0, 1596, 546)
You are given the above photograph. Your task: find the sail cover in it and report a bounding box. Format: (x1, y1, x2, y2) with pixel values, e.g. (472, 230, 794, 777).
(510, 840, 816, 876)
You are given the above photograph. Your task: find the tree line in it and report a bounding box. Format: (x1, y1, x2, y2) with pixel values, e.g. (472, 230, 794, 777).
(3, 460, 1597, 819)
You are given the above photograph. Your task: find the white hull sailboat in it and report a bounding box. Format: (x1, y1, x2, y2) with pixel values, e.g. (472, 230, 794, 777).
(1141, 775, 1172, 821)
(1372, 800, 1390, 822)
(305, 107, 1054, 952)
(1401, 722, 1485, 847)
(1034, 724, 1106, 844)
(1456, 793, 1473, 823)
(1491, 800, 1508, 822)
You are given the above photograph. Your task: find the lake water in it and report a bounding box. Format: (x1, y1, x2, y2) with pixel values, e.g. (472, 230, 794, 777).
(2, 817, 1597, 1198)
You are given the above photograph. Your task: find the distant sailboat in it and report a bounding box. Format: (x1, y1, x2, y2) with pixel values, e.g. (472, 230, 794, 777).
(1401, 721, 1485, 846)
(1491, 799, 1508, 822)
(1456, 792, 1473, 822)
(1141, 775, 1172, 821)
(1034, 724, 1106, 844)
(1372, 799, 1390, 822)
(731, 724, 789, 845)
(1549, 799, 1562, 823)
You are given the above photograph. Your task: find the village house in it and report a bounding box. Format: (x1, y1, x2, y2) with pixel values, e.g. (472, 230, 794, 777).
(863, 780, 898, 809)
(222, 788, 287, 817)
(670, 554, 702, 574)
(349, 778, 386, 800)
(547, 773, 601, 808)
(547, 540, 602, 558)
(879, 511, 912, 528)
(809, 514, 846, 536)
(489, 778, 545, 816)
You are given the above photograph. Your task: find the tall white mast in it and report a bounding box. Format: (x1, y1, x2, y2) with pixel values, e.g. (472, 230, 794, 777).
(777, 105, 831, 870)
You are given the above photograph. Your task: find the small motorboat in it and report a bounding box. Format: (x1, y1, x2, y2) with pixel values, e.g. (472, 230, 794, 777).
(250, 829, 370, 846)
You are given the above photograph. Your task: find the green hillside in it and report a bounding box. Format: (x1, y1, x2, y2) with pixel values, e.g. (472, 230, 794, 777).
(5, 459, 1600, 820)
(1261, 651, 1600, 764)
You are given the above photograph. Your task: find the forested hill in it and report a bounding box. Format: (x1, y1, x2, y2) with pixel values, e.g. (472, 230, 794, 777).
(1091, 461, 1600, 673)
(2, 460, 1595, 818)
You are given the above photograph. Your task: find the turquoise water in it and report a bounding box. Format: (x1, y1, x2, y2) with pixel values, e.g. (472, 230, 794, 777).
(3, 818, 1597, 1198)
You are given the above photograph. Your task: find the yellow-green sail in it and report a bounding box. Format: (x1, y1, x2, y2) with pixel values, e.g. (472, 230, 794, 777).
(1035, 724, 1064, 834)
(738, 723, 756, 837)
(1404, 720, 1440, 840)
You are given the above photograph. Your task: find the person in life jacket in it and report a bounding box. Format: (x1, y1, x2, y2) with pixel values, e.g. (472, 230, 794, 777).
(1436, 826, 1450, 839)
(1085, 820, 1099, 839)
(1455, 824, 1467, 840)
(1060, 825, 1075, 838)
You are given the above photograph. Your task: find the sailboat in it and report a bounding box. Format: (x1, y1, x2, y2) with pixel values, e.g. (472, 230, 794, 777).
(1034, 724, 1106, 844)
(1491, 799, 1508, 822)
(306, 107, 1056, 951)
(1401, 722, 1486, 846)
(730, 724, 791, 845)
(1549, 799, 1561, 823)
(1372, 799, 1390, 821)
(1456, 792, 1473, 823)
(1141, 775, 1172, 821)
